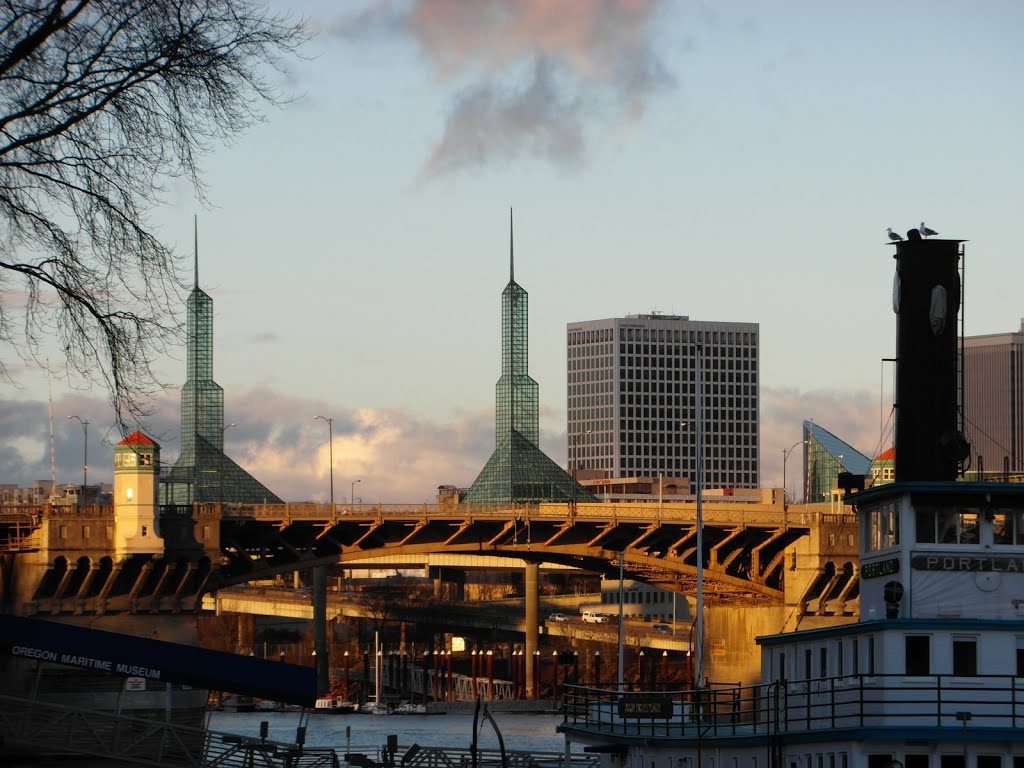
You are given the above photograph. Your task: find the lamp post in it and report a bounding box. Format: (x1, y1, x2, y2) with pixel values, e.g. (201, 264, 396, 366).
(782, 439, 807, 510)
(218, 423, 236, 505)
(351, 478, 361, 506)
(314, 416, 334, 507)
(694, 342, 704, 693)
(67, 415, 89, 503)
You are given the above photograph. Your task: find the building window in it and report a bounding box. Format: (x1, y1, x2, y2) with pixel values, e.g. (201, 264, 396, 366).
(906, 635, 930, 675)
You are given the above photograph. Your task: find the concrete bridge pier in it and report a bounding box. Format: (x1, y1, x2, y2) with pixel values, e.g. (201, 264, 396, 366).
(525, 561, 539, 698)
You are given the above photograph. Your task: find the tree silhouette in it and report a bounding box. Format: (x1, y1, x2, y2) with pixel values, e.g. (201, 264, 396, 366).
(0, 0, 304, 429)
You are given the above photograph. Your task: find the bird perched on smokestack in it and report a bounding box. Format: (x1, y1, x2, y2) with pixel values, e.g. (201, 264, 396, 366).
(920, 221, 938, 237)
(887, 227, 902, 242)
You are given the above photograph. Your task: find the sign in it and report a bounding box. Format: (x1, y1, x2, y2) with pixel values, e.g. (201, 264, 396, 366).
(0, 615, 316, 707)
(711, 639, 726, 657)
(860, 558, 900, 580)
(911, 555, 1024, 573)
(618, 696, 674, 719)
(125, 677, 146, 692)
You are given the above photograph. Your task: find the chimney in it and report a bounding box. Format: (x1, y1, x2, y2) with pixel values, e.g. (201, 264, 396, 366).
(892, 237, 968, 481)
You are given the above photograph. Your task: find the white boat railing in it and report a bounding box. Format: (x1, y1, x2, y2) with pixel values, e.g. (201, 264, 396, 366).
(562, 675, 1024, 739)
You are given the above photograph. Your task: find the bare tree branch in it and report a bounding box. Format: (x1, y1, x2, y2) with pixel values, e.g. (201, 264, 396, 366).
(0, 0, 306, 431)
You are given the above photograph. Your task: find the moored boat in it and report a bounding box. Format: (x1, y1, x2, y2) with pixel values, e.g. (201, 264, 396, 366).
(559, 237, 1024, 766)
(314, 693, 357, 714)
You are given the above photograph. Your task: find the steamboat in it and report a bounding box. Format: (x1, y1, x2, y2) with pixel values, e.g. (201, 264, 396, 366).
(559, 234, 1024, 767)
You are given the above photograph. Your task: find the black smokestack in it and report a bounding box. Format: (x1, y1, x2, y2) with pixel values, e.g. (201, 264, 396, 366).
(892, 237, 968, 481)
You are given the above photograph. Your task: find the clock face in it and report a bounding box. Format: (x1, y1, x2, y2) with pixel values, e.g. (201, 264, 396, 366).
(892, 271, 901, 313)
(975, 571, 1000, 592)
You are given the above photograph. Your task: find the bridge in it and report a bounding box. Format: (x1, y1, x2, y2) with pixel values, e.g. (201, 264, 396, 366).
(2, 496, 855, 697)
(2, 497, 821, 615)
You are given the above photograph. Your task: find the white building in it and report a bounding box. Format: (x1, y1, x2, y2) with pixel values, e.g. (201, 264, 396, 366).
(566, 314, 759, 494)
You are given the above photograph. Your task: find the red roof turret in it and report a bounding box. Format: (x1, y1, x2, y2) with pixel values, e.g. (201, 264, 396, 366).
(117, 430, 156, 446)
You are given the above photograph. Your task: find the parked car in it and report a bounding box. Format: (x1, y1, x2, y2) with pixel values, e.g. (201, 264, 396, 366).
(547, 612, 570, 623)
(651, 623, 673, 634)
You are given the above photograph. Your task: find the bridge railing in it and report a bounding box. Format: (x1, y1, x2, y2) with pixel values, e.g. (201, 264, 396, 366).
(209, 500, 824, 528)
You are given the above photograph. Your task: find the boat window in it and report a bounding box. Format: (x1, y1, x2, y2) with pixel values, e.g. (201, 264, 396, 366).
(958, 510, 979, 544)
(819, 647, 827, 678)
(904, 756, 928, 768)
(976, 757, 1002, 768)
(952, 637, 977, 676)
(804, 648, 812, 680)
(866, 636, 874, 675)
(905, 635, 930, 675)
(1016, 637, 1024, 677)
(915, 507, 937, 543)
(851, 638, 859, 676)
(992, 511, 1012, 545)
(865, 503, 899, 551)
(938, 508, 959, 542)
(926, 507, 981, 544)
(837, 640, 844, 676)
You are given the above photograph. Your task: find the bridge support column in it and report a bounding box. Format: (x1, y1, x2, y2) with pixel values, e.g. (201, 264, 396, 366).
(313, 564, 329, 696)
(524, 561, 539, 699)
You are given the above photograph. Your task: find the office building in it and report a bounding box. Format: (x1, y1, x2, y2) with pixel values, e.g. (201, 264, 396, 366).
(566, 314, 759, 493)
(963, 320, 1024, 475)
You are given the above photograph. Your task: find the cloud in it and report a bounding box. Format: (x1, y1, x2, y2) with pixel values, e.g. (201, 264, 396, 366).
(0, 386, 496, 504)
(2, 384, 884, 506)
(332, 0, 674, 180)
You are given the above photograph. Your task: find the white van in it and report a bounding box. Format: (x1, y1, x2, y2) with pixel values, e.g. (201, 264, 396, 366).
(582, 611, 609, 624)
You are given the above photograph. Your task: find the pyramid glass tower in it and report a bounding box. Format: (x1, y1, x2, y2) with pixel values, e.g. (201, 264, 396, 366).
(465, 213, 593, 505)
(164, 225, 282, 505)
(802, 420, 871, 503)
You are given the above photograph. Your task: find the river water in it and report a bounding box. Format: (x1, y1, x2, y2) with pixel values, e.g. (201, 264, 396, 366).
(208, 711, 568, 756)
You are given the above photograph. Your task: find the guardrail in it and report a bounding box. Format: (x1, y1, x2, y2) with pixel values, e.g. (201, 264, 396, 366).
(207, 500, 818, 528)
(561, 674, 1024, 739)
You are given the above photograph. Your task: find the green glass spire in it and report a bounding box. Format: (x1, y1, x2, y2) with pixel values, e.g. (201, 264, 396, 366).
(165, 219, 281, 505)
(465, 211, 594, 506)
(497, 208, 539, 448)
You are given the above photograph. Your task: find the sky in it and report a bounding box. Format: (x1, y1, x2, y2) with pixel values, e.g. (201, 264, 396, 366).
(3, 0, 1024, 504)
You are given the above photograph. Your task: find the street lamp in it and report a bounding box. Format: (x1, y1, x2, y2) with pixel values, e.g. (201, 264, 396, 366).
(314, 416, 334, 507)
(67, 415, 89, 503)
(782, 439, 807, 509)
(351, 478, 361, 506)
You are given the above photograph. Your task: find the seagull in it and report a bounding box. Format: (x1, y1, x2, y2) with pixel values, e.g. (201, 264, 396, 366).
(920, 221, 938, 238)
(887, 227, 902, 242)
